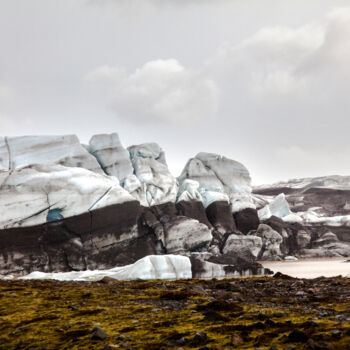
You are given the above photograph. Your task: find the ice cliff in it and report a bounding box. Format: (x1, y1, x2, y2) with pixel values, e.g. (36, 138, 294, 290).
(1, 133, 349, 279)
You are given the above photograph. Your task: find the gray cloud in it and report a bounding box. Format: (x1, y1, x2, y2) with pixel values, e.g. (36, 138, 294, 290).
(85, 59, 219, 124)
(200, 7, 350, 183)
(0, 84, 15, 132)
(0, 84, 13, 105)
(83, 6, 350, 182)
(87, 0, 229, 8)
(1, 0, 350, 184)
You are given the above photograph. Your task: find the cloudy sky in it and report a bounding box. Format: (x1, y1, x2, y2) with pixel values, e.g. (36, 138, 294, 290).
(1, 0, 350, 185)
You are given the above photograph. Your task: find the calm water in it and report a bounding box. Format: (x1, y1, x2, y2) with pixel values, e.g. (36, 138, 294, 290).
(261, 258, 350, 279)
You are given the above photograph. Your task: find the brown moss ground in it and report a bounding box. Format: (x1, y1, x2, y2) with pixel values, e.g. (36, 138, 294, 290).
(1, 275, 350, 349)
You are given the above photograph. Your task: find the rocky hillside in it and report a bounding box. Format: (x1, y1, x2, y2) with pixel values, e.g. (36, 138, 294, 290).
(0, 133, 349, 277)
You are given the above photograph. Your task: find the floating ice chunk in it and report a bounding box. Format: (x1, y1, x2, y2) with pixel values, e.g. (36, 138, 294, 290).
(258, 205, 272, 221)
(283, 213, 303, 223)
(324, 215, 350, 227)
(258, 193, 293, 220)
(21, 255, 192, 281)
(284, 256, 298, 261)
(269, 193, 292, 217)
(298, 211, 350, 227)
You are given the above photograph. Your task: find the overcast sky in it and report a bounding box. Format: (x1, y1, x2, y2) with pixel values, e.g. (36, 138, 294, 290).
(1, 0, 350, 185)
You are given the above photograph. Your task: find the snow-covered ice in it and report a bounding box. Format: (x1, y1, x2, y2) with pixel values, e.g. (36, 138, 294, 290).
(176, 179, 202, 203)
(0, 164, 135, 229)
(127, 143, 177, 206)
(178, 152, 255, 212)
(255, 175, 350, 191)
(0, 135, 103, 174)
(89, 133, 133, 183)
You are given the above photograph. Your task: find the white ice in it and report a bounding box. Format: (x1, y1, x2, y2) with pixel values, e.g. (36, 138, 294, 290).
(127, 143, 177, 206)
(255, 175, 350, 191)
(178, 152, 255, 212)
(0, 135, 103, 174)
(176, 179, 202, 203)
(0, 164, 135, 229)
(89, 133, 134, 183)
(20, 255, 192, 281)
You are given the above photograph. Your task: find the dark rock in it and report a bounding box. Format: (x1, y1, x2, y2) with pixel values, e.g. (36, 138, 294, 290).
(90, 326, 108, 340)
(208, 252, 263, 275)
(286, 330, 308, 343)
(331, 329, 342, 339)
(273, 272, 293, 279)
(175, 337, 187, 346)
(196, 300, 243, 313)
(302, 320, 318, 328)
(150, 202, 178, 219)
(263, 216, 287, 234)
(99, 277, 118, 285)
(191, 332, 207, 346)
(255, 224, 283, 260)
(233, 208, 260, 234)
(203, 311, 229, 323)
(223, 234, 262, 260)
(314, 341, 334, 350)
(189, 257, 208, 278)
(176, 200, 212, 228)
(305, 338, 315, 349)
(163, 216, 212, 254)
(205, 201, 236, 234)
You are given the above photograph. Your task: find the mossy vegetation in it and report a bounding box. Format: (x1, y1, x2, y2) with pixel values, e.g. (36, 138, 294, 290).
(1, 275, 350, 349)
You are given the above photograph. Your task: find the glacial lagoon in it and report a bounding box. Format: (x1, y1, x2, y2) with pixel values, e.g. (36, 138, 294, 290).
(262, 257, 350, 278)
